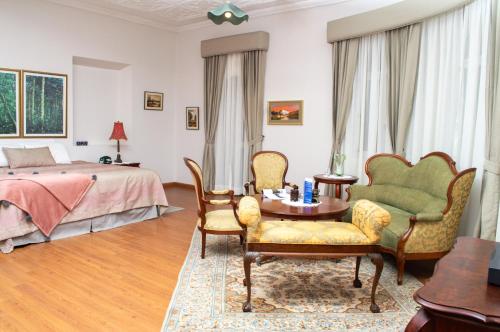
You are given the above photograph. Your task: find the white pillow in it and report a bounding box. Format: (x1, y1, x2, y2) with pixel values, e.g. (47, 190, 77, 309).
(0, 143, 24, 167)
(24, 142, 72, 164)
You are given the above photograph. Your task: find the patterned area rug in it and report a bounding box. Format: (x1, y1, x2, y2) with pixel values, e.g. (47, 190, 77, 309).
(162, 231, 422, 331)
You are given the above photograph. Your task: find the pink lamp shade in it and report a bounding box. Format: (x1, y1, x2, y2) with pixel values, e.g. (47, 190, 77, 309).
(109, 121, 127, 141)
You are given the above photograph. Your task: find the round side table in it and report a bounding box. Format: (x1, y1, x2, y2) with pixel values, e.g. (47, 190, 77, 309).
(313, 174, 359, 199)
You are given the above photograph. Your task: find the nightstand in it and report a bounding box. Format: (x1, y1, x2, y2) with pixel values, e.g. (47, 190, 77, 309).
(112, 162, 141, 168)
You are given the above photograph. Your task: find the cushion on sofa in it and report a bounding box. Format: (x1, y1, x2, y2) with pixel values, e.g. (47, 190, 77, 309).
(367, 155, 455, 200)
(257, 220, 371, 245)
(350, 184, 447, 215)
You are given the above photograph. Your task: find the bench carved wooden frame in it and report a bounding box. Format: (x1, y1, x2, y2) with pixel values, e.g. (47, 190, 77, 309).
(242, 243, 384, 313)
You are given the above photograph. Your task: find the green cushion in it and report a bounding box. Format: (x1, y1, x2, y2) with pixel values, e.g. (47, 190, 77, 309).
(350, 184, 447, 215)
(344, 200, 413, 250)
(368, 155, 454, 200)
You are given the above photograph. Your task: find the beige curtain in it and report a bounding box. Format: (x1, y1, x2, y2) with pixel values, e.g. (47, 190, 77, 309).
(477, 0, 500, 240)
(386, 23, 422, 155)
(242, 50, 267, 178)
(202, 55, 227, 189)
(326, 38, 360, 196)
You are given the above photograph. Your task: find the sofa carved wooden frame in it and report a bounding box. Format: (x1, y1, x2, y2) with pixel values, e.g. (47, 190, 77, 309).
(244, 150, 294, 195)
(346, 152, 476, 285)
(243, 243, 384, 314)
(184, 157, 247, 259)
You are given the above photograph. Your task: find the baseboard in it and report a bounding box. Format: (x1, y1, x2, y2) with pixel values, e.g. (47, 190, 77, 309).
(163, 182, 194, 190)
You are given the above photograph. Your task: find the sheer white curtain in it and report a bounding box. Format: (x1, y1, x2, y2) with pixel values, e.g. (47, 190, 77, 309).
(214, 53, 248, 194)
(406, 0, 491, 235)
(342, 32, 392, 184)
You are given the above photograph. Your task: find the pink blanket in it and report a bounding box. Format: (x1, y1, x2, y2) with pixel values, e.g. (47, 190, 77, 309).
(0, 174, 94, 236)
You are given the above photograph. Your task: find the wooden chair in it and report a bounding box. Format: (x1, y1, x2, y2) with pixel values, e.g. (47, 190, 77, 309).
(244, 151, 294, 195)
(238, 197, 391, 313)
(184, 158, 246, 259)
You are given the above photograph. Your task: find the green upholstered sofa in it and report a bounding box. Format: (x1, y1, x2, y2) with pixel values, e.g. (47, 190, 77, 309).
(344, 152, 476, 285)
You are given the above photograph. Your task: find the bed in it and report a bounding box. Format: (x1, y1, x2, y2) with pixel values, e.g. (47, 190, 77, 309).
(0, 161, 169, 253)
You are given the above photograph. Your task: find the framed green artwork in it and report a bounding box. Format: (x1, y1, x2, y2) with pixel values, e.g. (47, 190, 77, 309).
(0, 68, 21, 138)
(23, 70, 67, 138)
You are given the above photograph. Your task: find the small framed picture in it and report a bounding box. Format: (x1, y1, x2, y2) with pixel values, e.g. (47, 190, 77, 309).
(23, 70, 68, 137)
(268, 100, 303, 125)
(144, 91, 164, 111)
(186, 107, 199, 130)
(0, 68, 21, 138)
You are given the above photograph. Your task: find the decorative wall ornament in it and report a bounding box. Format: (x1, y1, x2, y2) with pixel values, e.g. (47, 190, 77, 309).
(144, 91, 164, 111)
(186, 106, 199, 130)
(23, 70, 67, 138)
(267, 100, 303, 125)
(0, 68, 21, 138)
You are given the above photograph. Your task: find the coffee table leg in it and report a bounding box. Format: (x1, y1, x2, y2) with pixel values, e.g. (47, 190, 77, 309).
(314, 181, 319, 190)
(335, 184, 342, 199)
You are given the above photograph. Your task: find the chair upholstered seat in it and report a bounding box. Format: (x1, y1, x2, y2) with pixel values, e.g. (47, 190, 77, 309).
(197, 210, 243, 232)
(256, 220, 371, 245)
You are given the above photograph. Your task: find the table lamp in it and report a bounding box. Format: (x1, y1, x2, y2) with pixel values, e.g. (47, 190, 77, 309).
(109, 121, 127, 163)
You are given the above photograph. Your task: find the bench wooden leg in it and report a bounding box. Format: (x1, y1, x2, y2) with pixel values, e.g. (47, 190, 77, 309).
(369, 253, 383, 313)
(243, 252, 258, 312)
(353, 256, 362, 288)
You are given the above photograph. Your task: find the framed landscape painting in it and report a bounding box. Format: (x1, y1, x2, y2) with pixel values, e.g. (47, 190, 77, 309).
(268, 100, 303, 125)
(23, 71, 67, 137)
(186, 107, 199, 130)
(0, 68, 21, 137)
(144, 91, 163, 111)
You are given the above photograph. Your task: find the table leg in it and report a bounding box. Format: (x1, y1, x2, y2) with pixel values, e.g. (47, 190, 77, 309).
(335, 184, 342, 199)
(405, 308, 433, 332)
(314, 181, 319, 190)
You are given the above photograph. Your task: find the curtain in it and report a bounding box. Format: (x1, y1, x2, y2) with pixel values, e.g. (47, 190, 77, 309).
(214, 54, 248, 195)
(326, 38, 360, 195)
(406, 0, 491, 236)
(386, 24, 422, 155)
(478, 0, 500, 240)
(202, 55, 227, 189)
(242, 50, 266, 181)
(341, 32, 392, 184)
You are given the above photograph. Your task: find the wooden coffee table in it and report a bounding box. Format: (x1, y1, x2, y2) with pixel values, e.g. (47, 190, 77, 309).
(313, 174, 359, 199)
(406, 237, 500, 332)
(255, 194, 349, 220)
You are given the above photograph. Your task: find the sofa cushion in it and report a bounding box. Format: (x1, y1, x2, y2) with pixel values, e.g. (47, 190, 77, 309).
(367, 155, 455, 200)
(256, 220, 371, 245)
(353, 184, 447, 215)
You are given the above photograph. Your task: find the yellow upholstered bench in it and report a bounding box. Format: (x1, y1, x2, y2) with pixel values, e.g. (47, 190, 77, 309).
(238, 197, 391, 313)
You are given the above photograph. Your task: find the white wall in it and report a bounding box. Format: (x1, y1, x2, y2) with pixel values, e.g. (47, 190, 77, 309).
(0, 0, 177, 181)
(173, 0, 401, 186)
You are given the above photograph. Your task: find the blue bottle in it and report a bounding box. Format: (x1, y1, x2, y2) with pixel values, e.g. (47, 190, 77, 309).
(303, 178, 313, 204)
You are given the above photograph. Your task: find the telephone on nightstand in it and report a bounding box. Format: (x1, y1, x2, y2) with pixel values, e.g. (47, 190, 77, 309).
(99, 156, 112, 164)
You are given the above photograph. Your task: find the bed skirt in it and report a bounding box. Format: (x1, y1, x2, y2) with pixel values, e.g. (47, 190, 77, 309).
(0, 206, 162, 254)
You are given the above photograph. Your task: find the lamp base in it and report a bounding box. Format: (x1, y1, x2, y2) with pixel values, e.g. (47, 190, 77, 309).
(114, 153, 123, 163)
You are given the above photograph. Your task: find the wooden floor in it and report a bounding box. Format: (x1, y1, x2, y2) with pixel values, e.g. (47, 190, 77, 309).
(0, 186, 435, 331)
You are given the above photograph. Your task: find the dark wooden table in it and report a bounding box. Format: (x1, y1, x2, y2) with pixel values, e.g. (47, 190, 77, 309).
(406, 237, 500, 332)
(313, 174, 358, 199)
(255, 194, 349, 220)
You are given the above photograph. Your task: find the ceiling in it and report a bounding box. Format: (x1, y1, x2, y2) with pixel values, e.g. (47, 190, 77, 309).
(46, 0, 349, 31)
